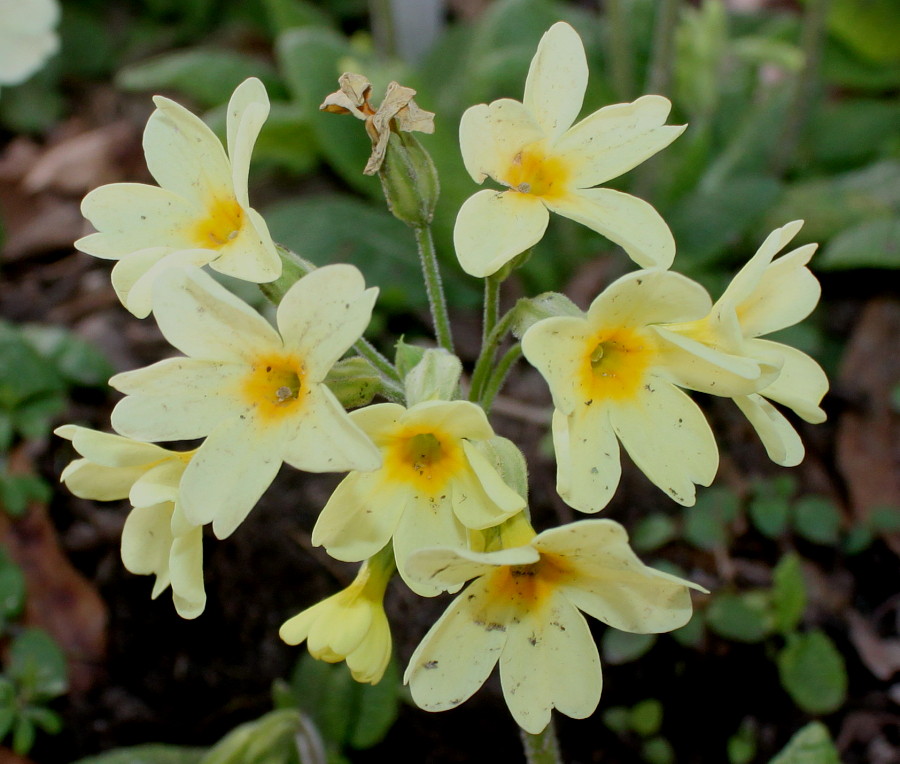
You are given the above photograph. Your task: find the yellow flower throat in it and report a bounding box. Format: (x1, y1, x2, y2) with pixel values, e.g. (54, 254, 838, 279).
(580, 327, 655, 402)
(503, 142, 570, 200)
(242, 353, 306, 422)
(384, 428, 464, 495)
(193, 197, 244, 248)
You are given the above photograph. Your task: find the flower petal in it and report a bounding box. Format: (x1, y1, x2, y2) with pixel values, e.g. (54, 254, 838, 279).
(130, 459, 187, 508)
(400, 399, 494, 442)
(281, 384, 380, 473)
(459, 100, 544, 184)
(226, 77, 270, 208)
(405, 577, 508, 711)
(556, 95, 685, 186)
(452, 441, 525, 529)
(111, 248, 214, 319)
(60, 460, 146, 502)
(312, 472, 408, 562)
(521, 315, 593, 415)
(110, 359, 247, 441)
(144, 96, 232, 205)
(179, 415, 289, 538)
(553, 406, 621, 513)
(152, 267, 281, 362)
(454, 189, 549, 278)
(208, 206, 280, 283)
(169, 527, 206, 619)
(587, 269, 711, 328)
(500, 594, 601, 734)
(277, 264, 377, 379)
(523, 22, 587, 143)
(752, 340, 828, 423)
(55, 425, 170, 467)
(739, 244, 820, 337)
(347, 609, 392, 684)
(77, 183, 200, 259)
(733, 394, 805, 467)
(121, 503, 173, 584)
(548, 188, 675, 269)
(393, 495, 468, 597)
(405, 545, 539, 590)
(610, 382, 717, 506)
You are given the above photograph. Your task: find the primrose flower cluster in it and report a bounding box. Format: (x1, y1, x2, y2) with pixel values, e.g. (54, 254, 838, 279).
(58, 22, 827, 736)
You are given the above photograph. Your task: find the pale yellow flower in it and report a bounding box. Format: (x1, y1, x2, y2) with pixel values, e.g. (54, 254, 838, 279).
(404, 518, 703, 734)
(312, 400, 525, 596)
(280, 553, 394, 684)
(109, 264, 381, 540)
(0, 0, 59, 87)
(522, 269, 776, 511)
(76, 78, 280, 317)
(56, 424, 205, 619)
(666, 221, 828, 466)
(454, 21, 685, 278)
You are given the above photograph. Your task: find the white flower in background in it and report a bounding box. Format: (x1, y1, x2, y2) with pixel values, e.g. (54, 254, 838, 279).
(0, 0, 60, 88)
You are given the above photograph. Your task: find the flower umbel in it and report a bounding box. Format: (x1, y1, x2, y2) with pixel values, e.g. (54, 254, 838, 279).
(404, 518, 704, 733)
(109, 264, 381, 539)
(666, 220, 828, 466)
(76, 77, 280, 317)
(312, 399, 525, 595)
(56, 425, 205, 618)
(280, 547, 396, 684)
(454, 21, 685, 277)
(522, 269, 775, 511)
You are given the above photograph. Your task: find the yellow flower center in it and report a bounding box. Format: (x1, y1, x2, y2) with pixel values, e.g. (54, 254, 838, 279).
(241, 353, 306, 423)
(485, 553, 570, 612)
(383, 428, 464, 496)
(503, 142, 571, 200)
(580, 327, 656, 402)
(193, 197, 244, 248)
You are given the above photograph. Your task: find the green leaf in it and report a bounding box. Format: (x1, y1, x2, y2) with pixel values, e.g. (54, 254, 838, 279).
(768, 160, 900, 244)
(347, 657, 400, 749)
(827, 0, 900, 65)
(262, 0, 334, 35)
(629, 699, 663, 737)
(601, 630, 657, 665)
(21, 325, 114, 387)
(287, 653, 355, 747)
(808, 99, 900, 169)
(683, 487, 739, 551)
(602, 706, 632, 734)
(641, 737, 676, 764)
(870, 505, 900, 532)
(769, 721, 841, 764)
(72, 744, 207, 764)
(706, 591, 773, 643)
(792, 495, 841, 546)
(0, 70, 65, 133)
(0, 323, 65, 409)
(670, 611, 705, 649)
(818, 218, 900, 270)
(749, 494, 791, 539)
(12, 715, 35, 756)
(777, 631, 847, 715)
(9, 628, 68, 701)
(0, 473, 52, 517)
(727, 719, 757, 764)
(668, 175, 783, 267)
(11, 393, 67, 441)
(117, 49, 283, 107)
(0, 705, 14, 741)
(771, 553, 807, 635)
(631, 514, 679, 553)
(0, 550, 26, 621)
(262, 195, 424, 311)
(23, 704, 62, 734)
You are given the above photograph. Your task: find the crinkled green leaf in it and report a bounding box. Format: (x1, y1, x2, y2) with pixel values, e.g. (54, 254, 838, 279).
(771, 553, 807, 635)
(601, 629, 657, 665)
(9, 628, 68, 701)
(72, 745, 207, 764)
(792, 495, 841, 546)
(630, 699, 663, 737)
(706, 591, 773, 643)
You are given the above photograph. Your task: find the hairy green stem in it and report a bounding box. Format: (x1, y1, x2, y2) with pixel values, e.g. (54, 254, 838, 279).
(414, 224, 454, 354)
(645, 0, 681, 96)
(483, 273, 501, 349)
(468, 306, 518, 404)
(480, 344, 522, 413)
(607, 0, 635, 102)
(369, 0, 397, 58)
(520, 719, 563, 764)
(771, 0, 831, 176)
